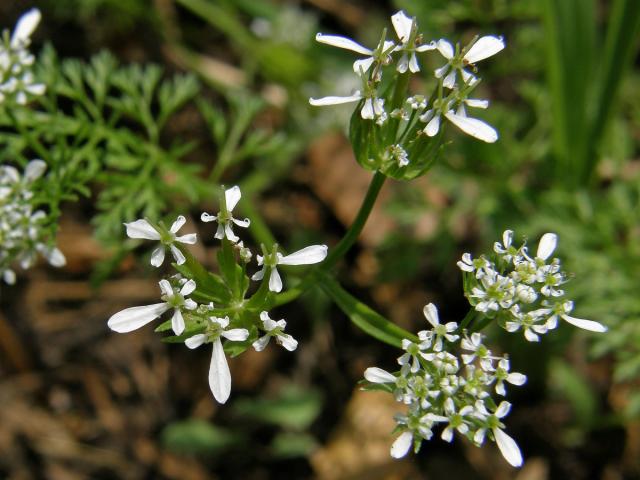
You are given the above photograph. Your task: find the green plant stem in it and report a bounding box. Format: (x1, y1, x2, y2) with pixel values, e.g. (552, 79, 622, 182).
(273, 170, 386, 306)
(459, 308, 480, 331)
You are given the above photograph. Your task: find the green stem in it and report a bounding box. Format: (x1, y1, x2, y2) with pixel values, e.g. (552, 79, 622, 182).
(273, 170, 386, 306)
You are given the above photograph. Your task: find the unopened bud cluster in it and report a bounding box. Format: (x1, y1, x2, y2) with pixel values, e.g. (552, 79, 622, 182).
(0, 160, 65, 285)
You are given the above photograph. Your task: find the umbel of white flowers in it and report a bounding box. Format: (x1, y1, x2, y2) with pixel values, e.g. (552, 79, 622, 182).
(364, 302, 525, 467)
(458, 230, 607, 341)
(0, 159, 65, 284)
(0, 8, 46, 105)
(309, 10, 503, 144)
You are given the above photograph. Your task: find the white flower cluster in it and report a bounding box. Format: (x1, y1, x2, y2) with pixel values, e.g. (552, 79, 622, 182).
(458, 230, 607, 341)
(309, 10, 503, 144)
(109, 186, 327, 403)
(365, 303, 525, 467)
(0, 9, 46, 105)
(0, 160, 65, 285)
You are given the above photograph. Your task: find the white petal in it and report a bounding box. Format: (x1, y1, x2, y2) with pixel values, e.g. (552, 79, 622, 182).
(124, 219, 161, 240)
(170, 245, 186, 265)
(443, 71, 456, 89)
(45, 247, 66, 267)
(209, 339, 232, 404)
(390, 431, 413, 459)
(441, 427, 454, 442)
(150, 246, 165, 267)
(232, 217, 251, 228)
(252, 335, 271, 352)
(436, 39, 454, 59)
(507, 372, 527, 386)
(223, 223, 239, 243)
(11, 8, 41, 47)
(503, 229, 514, 248)
(176, 233, 197, 244)
(269, 267, 283, 293)
(24, 159, 46, 181)
(309, 92, 362, 106)
(185, 333, 207, 349)
(561, 314, 607, 333)
(391, 10, 413, 42)
(536, 233, 557, 260)
(277, 333, 298, 351)
(315, 33, 372, 55)
(251, 266, 265, 281)
(416, 41, 436, 52)
(445, 111, 498, 143)
(159, 279, 173, 297)
(107, 303, 169, 333)
(278, 245, 328, 265)
(353, 57, 375, 75)
(464, 35, 505, 64)
(495, 401, 511, 418)
(361, 98, 374, 119)
(222, 328, 250, 341)
(180, 279, 197, 296)
(524, 329, 540, 342)
(201, 212, 217, 222)
(493, 428, 523, 467)
(25, 83, 46, 95)
(171, 309, 185, 335)
(408, 53, 420, 73)
(424, 114, 440, 137)
(364, 367, 396, 384)
(225, 186, 242, 212)
(184, 299, 197, 310)
(170, 215, 186, 234)
(422, 303, 440, 327)
(465, 98, 489, 109)
(434, 65, 449, 78)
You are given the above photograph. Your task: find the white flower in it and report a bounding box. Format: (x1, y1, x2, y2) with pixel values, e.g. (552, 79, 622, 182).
(440, 397, 475, 442)
(423, 303, 459, 351)
(494, 358, 527, 396)
(390, 10, 436, 73)
(315, 32, 395, 76)
(540, 301, 607, 333)
(252, 311, 298, 351)
(473, 401, 523, 467)
(107, 278, 197, 335)
(185, 316, 249, 404)
(201, 185, 250, 243)
(252, 244, 328, 293)
(434, 35, 505, 88)
(124, 215, 197, 267)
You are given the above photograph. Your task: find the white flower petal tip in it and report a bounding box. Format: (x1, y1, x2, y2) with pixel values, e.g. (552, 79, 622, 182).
(364, 367, 396, 384)
(444, 111, 498, 143)
(493, 428, 523, 467)
(209, 339, 232, 404)
(107, 303, 169, 333)
(562, 315, 607, 333)
(390, 431, 413, 459)
(536, 233, 557, 260)
(464, 35, 505, 64)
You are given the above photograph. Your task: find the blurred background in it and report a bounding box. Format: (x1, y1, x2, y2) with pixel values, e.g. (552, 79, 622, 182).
(0, 0, 639, 478)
